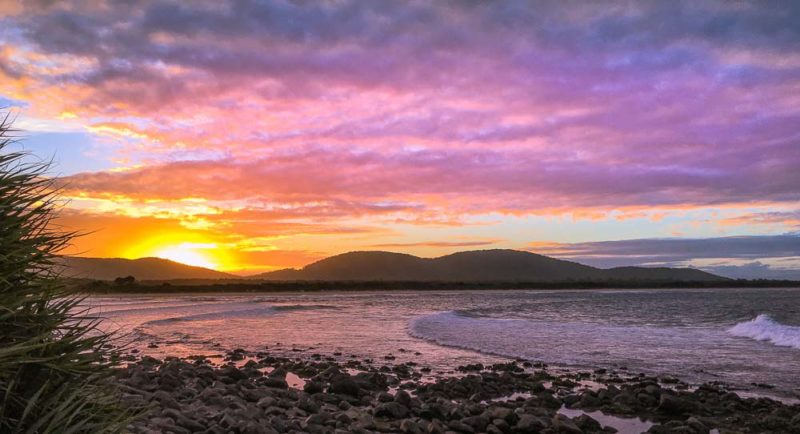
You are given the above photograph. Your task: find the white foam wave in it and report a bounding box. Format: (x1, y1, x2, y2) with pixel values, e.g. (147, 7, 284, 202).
(145, 307, 278, 325)
(727, 314, 800, 350)
(408, 311, 527, 359)
(143, 304, 333, 326)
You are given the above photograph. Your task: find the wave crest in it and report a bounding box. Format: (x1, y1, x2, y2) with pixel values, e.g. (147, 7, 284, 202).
(143, 304, 333, 326)
(727, 314, 800, 350)
(408, 311, 524, 358)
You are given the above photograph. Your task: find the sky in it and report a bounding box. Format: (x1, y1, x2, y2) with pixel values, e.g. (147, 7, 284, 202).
(1, 0, 798, 277)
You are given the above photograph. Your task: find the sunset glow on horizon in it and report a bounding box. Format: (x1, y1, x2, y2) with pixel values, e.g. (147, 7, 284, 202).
(2, 1, 799, 277)
(151, 243, 220, 270)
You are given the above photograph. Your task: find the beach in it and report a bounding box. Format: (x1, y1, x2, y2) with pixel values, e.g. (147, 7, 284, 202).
(118, 348, 800, 434)
(89, 287, 800, 433)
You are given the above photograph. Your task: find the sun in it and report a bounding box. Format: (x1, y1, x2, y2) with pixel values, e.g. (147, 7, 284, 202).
(153, 242, 218, 269)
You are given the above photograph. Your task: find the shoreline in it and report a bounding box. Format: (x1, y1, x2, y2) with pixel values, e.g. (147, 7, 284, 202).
(119, 348, 800, 434)
(90, 288, 800, 404)
(79, 281, 800, 295)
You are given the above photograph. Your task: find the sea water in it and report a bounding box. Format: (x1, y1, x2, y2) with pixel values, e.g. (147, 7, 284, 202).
(89, 287, 800, 399)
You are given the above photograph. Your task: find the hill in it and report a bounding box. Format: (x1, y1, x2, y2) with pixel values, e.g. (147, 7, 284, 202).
(58, 256, 235, 281)
(252, 249, 725, 282)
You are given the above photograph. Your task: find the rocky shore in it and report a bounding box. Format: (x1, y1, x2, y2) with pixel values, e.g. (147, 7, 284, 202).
(118, 349, 800, 434)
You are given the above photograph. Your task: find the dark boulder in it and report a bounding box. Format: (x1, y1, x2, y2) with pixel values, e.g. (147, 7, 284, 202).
(657, 393, 697, 415)
(374, 402, 409, 419)
(219, 365, 248, 382)
(329, 375, 361, 396)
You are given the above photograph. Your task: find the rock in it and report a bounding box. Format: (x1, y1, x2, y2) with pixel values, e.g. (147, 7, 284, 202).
(198, 388, 226, 407)
(488, 406, 515, 424)
(637, 393, 658, 407)
(395, 389, 412, 407)
(157, 371, 182, 391)
(492, 418, 511, 430)
(118, 349, 800, 434)
(447, 419, 476, 433)
(350, 411, 376, 430)
(151, 390, 180, 410)
(657, 393, 697, 415)
(375, 401, 410, 419)
(243, 421, 272, 434)
(426, 419, 446, 434)
(304, 412, 330, 426)
(401, 419, 425, 434)
(487, 424, 505, 434)
(538, 392, 562, 409)
(612, 391, 638, 407)
(149, 416, 188, 434)
(162, 408, 205, 432)
(264, 405, 285, 416)
(269, 367, 288, 379)
(685, 417, 707, 432)
(329, 375, 361, 396)
(262, 377, 289, 389)
(219, 365, 248, 382)
(256, 396, 276, 408)
(644, 384, 661, 397)
(352, 371, 388, 391)
(127, 368, 150, 388)
(461, 415, 490, 432)
(578, 392, 601, 408)
(563, 394, 581, 407)
(515, 414, 547, 433)
(760, 414, 790, 431)
(304, 380, 324, 394)
(551, 414, 583, 434)
(573, 414, 602, 432)
(297, 397, 320, 414)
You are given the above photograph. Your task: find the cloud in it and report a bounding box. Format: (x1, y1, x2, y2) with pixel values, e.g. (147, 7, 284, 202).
(57, 144, 800, 213)
(721, 211, 800, 229)
(699, 261, 800, 280)
(529, 234, 800, 279)
(531, 234, 800, 260)
(3, 1, 800, 272)
(8, 0, 796, 214)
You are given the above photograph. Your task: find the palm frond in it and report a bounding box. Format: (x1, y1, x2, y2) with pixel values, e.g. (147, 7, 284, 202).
(0, 112, 139, 433)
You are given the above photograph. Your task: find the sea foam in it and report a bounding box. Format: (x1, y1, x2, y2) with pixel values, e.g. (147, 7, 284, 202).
(144, 306, 278, 325)
(143, 304, 331, 326)
(727, 314, 800, 350)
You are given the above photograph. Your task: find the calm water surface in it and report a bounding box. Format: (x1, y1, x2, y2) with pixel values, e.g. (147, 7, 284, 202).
(89, 288, 800, 399)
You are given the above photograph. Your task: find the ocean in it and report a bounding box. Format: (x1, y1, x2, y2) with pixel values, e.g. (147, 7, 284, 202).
(90, 287, 800, 400)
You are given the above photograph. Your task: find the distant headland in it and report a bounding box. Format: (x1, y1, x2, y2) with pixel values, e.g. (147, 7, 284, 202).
(60, 249, 800, 292)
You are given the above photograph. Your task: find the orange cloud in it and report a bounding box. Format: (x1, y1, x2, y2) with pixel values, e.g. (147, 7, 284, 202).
(4, 1, 800, 275)
(720, 211, 800, 229)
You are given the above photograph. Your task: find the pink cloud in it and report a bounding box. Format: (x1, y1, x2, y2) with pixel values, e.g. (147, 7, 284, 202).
(59, 140, 800, 214)
(1, 0, 798, 249)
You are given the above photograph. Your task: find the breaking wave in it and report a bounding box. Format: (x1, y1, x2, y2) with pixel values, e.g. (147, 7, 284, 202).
(727, 314, 800, 350)
(408, 310, 528, 359)
(143, 304, 335, 326)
